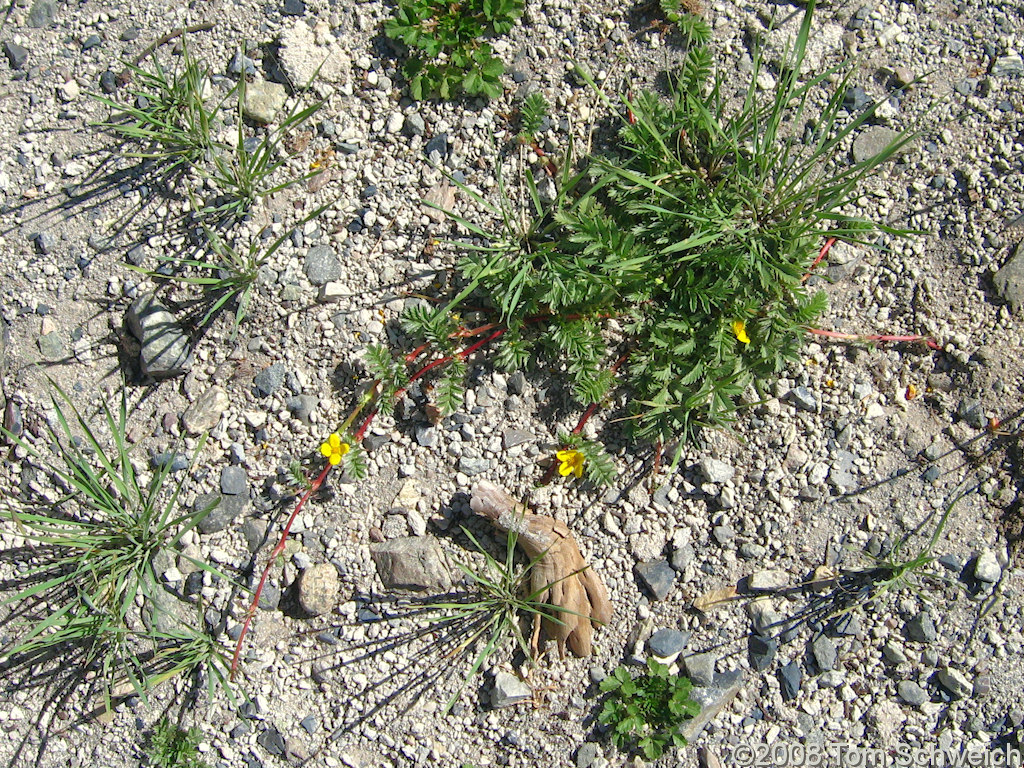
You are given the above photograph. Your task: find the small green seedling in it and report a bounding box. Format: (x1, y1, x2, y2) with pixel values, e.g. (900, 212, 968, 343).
(599, 660, 701, 760)
(385, 0, 523, 99)
(148, 717, 209, 768)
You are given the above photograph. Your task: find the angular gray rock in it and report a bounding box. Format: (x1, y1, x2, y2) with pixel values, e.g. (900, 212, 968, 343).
(220, 465, 248, 495)
(635, 560, 675, 600)
(683, 652, 717, 687)
(897, 680, 928, 706)
(194, 492, 248, 534)
(491, 671, 532, 708)
(126, 294, 192, 379)
(254, 363, 286, 397)
(648, 628, 689, 659)
(680, 669, 744, 741)
(699, 458, 734, 484)
(936, 667, 972, 700)
(37, 331, 64, 360)
(993, 242, 1024, 312)
(370, 536, 452, 591)
(973, 549, 1002, 583)
(905, 611, 937, 643)
(27, 0, 56, 27)
(810, 634, 837, 672)
(304, 245, 341, 286)
(748, 569, 789, 591)
(297, 562, 339, 616)
(778, 660, 802, 701)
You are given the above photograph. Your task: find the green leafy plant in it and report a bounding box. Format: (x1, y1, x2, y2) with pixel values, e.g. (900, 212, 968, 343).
(0, 382, 234, 709)
(658, 0, 711, 45)
(148, 717, 209, 768)
(385, 0, 523, 99)
(598, 660, 700, 760)
(423, 0, 917, 472)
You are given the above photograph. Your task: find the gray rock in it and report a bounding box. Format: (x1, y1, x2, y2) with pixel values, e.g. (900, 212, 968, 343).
(852, 126, 902, 164)
(992, 242, 1024, 311)
(897, 680, 929, 706)
(748, 569, 789, 591)
(746, 598, 784, 637)
(810, 634, 837, 672)
(683, 652, 716, 687)
(973, 549, 1002, 583)
(3, 42, 29, 69)
(937, 667, 972, 700)
(254, 363, 286, 397)
(38, 332, 64, 360)
(680, 669, 744, 741)
(882, 641, 908, 665)
(635, 560, 675, 600)
(297, 563, 339, 616)
(370, 536, 452, 591)
(27, 0, 56, 28)
(282, 0, 305, 14)
(829, 451, 857, 492)
(126, 294, 192, 379)
(992, 53, 1024, 77)
(304, 245, 341, 286)
(831, 612, 861, 637)
(415, 425, 437, 447)
(151, 452, 189, 472)
(195, 492, 248, 534)
(575, 742, 600, 768)
(228, 50, 256, 77)
(648, 628, 690, 659)
(491, 671, 531, 708)
(712, 524, 734, 545)
(788, 385, 818, 412)
(502, 428, 534, 449)
(183, 386, 229, 434)
(739, 542, 767, 559)
(671, 542, 694, 571)
(257, 726, 286, 756)
(300, 716, 318, 735)
(458, 457, 491, 476)
(404, 112, 426, 137)
(905, 612, 937, 643)
(507, 371, 526, 395)
(243, 79, 288, 123)
(748, 634, 778, 671)
(425, 132, 449, 159)
(221, 465, 248, 496)
(286, 395, 319, 424)
(778, 660, 802, 701)
(699, 458, 734, 484)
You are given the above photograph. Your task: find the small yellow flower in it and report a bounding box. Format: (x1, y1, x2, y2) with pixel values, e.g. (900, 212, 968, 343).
(556, 449, 585, 478)
(320, 433, 350, 466)
(732, 319, 750, 345)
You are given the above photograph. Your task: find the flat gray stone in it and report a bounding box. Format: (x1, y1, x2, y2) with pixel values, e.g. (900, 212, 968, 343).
(680, 669, 744, 742)
(38, 331, 64, 360)
(810, 634, 837, 672)
(905, 611, 937, 643)
(370, 536, 452, 591)
(502, 428, 534, 449)
(852, 126, 902, 164)
(897, 680, 929, 706)
(243, 79, 288, 123)
(220, 465, 248, 495)
(778, 660, 802, 701)
(648, 628, 689, 659)
(27, 0, 56, 28)
(748, 569, 789, 591)
(182, 385, 229, 434)
(699, 458, 734, 484)
(491, 671, 531, 708)
(788, 385, 818, 412)
(937, 667, 972, 700)
(254, 363, 286, 397)
(683, 652, 716, 687)
(635, 559, 675, 600)
(992, 53, 1024, 77)
(195, 492, 248, 534)
(304, 245, 341, 286)
(458, 457, 491, 476)
(297, 562, 339, 616)
(126, 293, 192, 379)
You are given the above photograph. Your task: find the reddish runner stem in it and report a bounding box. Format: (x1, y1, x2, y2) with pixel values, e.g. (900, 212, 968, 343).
(807, 328, 941, 350)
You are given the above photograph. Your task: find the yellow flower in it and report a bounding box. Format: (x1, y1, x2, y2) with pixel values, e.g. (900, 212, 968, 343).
(732, 319, 750, 345)
(319, 433, 350, 466)
(556, 449, 585, 478)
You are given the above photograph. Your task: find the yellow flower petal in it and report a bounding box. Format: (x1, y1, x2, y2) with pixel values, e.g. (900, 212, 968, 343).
(556, 450, 574, 462)
(338, 442, 350, 456)
(328, 433, 341, 449)
(320, 442, 333, 458)
(732, 320, 750, 345)
(558, 461, 573, 476)
(328, 452, 341, 466)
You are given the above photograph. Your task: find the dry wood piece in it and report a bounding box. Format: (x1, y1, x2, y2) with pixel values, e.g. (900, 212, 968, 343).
(470, 481, 612, 656)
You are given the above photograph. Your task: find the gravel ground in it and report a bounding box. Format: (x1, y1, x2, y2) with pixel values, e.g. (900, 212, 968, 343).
(2, 0, 1024, 766)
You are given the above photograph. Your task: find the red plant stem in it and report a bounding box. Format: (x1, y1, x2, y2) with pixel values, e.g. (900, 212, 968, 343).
(807, 328, 941, 350)
(802, 237, 836, 281)
(231, 462, 332, 678)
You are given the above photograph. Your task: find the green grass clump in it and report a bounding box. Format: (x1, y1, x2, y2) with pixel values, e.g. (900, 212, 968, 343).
(599, 660, 700, 759)
(385, 0, 523, 99)
(148, 717, 209, 768)
(0, 383, 233, 709)
(417, 0, 915, 469)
